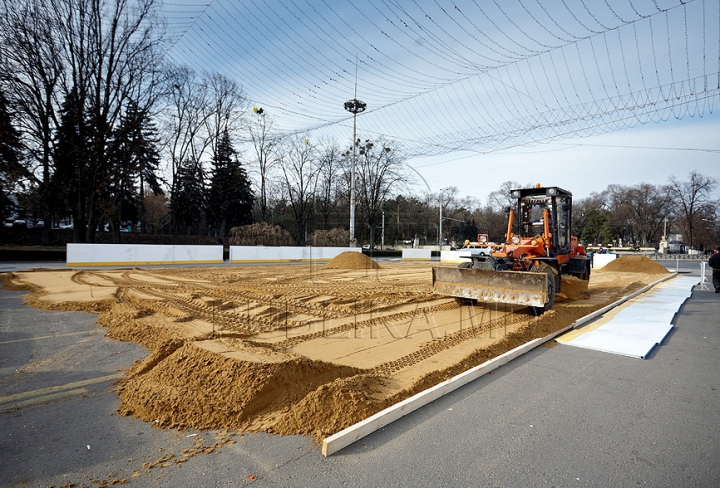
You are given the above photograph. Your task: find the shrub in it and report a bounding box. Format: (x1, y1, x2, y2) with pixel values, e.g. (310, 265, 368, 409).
(307, 228, 350, 247)
(228, 222, 293, 246)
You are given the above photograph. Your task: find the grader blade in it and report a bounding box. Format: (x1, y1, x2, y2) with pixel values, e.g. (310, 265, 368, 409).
(432, 267, 548, 307)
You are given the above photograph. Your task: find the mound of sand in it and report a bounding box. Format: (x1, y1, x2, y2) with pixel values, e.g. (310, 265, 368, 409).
(600, 255, 669, 274)
(558, 276, 590, 299)
(272, 374, 390, 438)
(4, 262, 670, 443)
(117, 342, 363, 432)
(325, 251, 381, 270)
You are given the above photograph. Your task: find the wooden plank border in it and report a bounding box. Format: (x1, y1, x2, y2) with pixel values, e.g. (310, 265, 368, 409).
(322, 273, 678, 456)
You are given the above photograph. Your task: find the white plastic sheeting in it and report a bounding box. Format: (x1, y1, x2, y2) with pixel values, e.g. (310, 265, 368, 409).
(565, 276, 697, 359)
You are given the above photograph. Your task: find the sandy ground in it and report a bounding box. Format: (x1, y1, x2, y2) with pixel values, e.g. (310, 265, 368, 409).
(1, 253, 670, 440)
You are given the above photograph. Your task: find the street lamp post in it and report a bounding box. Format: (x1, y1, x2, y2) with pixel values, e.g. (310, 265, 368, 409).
(439, 188, 444, 252)
(344, 98, 366, 247)
(381, 211, 385, 250)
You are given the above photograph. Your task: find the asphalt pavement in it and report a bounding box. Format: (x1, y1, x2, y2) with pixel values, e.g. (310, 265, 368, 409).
(1, 260, 718, 487)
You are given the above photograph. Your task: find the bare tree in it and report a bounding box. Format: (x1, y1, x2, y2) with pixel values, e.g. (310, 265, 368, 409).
(162, 66, 211, 239)
(604, 184, 637, 246)
(163, 68, 210, 169)
(437, 186, 460, 246)
(204, 72, 246, 160)
(54, 0, 165, 241)
(351, 138, 409, 246)
(486, 180, 523, 212)
(0, 0, 64, 243)
(383, 194, 429, 246)
(2, 0, 166, 242)
(668, 171, 718, 250)
(474, 204, 509, 243)
(278, 136, 318, 244)
(246, 107, 280, 222)
(314, 140, 344, 230)
(439, 189, 481, 247)
(414, 190, 438, 245)
(0, 88, 30, 218)
(143, 192, 169, 234)
(618, 183, 672, 246)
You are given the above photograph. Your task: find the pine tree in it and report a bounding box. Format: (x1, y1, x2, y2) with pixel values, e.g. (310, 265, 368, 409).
(227, 158, 254, 228)
(171, 159, 205, 234)
(110, 101, 163, 237)
(0, 89, 24, 220)
(52, 88, 88, 241)
(206, 130, 254, 239)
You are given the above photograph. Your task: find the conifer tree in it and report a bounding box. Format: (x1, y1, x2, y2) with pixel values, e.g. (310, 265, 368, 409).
(0, 89, 25, 219)
(110, 101, 163, 237)
(52, 88, 88, 241)
(171, 159, 205, 234)
(206, 129, 254, 239)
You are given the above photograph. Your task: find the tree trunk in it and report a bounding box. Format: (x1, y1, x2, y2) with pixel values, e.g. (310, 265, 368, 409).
(171, 211, 179, 244)
(41, 105, 52, 246)
(139, 172, 147, 234)
(113, 205, 123, 243)
(112, 219, 121, 243)
(73, 184, 87, 243)
(219, 217, 226, 242)
(260, 177, 267, 222)
(86, 192, 98, 243)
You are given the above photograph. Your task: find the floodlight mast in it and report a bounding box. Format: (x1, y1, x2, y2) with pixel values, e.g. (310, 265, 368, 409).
(343, 98, 366, 247)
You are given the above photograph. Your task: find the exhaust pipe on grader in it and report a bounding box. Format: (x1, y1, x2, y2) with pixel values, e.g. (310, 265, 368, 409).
(432, 185, 591, 315)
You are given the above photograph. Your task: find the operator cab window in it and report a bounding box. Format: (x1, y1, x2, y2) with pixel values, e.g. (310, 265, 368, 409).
(520, 196, 550, 237)
(556, 196, 570, 251)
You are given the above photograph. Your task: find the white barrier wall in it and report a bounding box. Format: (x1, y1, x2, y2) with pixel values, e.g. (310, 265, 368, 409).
(67, 244, 223, 266)
(592, 253, 618, 269)
(229, 246, 361, 263)
(440, 250, 474, 263)
(402, 249, 431, 260)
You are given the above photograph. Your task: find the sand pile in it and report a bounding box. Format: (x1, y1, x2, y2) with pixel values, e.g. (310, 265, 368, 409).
(558, 276, 590, 299)
(272, 374, 390, 438)
(600, 255, 669, 274)
(117, 342, 363, 432)
(2, 262, 669, 442)
(325, 251, 381, 269)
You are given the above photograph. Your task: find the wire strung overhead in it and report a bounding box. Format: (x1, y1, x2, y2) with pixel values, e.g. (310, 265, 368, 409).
(160, 0, 720, 158)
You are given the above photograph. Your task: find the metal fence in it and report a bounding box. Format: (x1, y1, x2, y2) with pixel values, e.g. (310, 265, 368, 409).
(653, 253, 710, 261)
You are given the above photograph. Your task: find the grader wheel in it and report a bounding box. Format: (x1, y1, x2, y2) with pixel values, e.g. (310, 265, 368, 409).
(529, 263, 558, 316)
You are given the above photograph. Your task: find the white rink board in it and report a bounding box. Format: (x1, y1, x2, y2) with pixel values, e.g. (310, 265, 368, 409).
(67, 244, 222, 266)
(136, 245, 174, 263)
(229, 246, 360, 262)
(592, 253, 617, 268)
(402, 249, 431, 260)
(440, 250, 472, 262)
